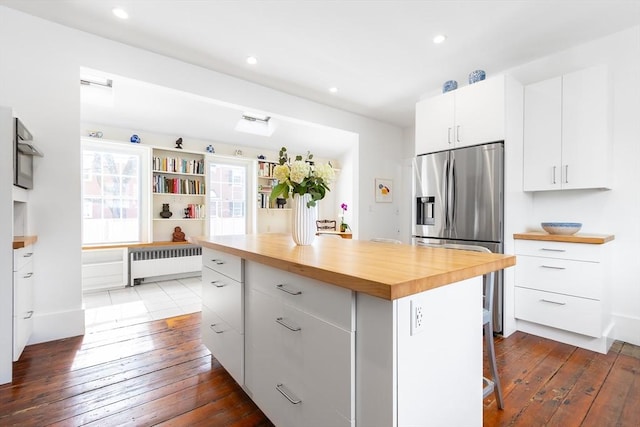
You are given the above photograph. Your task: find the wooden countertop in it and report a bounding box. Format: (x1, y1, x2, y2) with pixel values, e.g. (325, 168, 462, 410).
(13, 235, 38, 249)
(190, 234, 516, 301)
(513, 231, 614, 244)
(82, 241, 194, 250)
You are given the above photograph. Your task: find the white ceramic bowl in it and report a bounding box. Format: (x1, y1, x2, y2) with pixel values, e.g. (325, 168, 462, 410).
(541, 222, 582, 235)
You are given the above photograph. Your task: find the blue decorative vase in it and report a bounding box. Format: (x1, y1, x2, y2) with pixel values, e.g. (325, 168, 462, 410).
(130, 134, 141, 143)
(206, 144, 214, 153)
(469, 70, 486, 84)
(442, 80, 458, 93)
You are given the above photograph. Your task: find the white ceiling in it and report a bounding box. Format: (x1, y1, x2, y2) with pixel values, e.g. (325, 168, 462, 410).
(2, 0, 640, 156)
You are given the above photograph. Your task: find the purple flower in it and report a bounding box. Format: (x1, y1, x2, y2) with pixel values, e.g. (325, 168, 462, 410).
(341, 203, 348, 211)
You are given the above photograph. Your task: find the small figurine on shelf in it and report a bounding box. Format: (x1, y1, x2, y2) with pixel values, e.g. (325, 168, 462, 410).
(206, 144, 215, 153)
(184, 207, 191, 219)
(130, 134, 141, 143)
(175, 137, 183, 149)
(159, 203, 172, 218)
(172, 226, 186, 242)
(257, 154, 266, 160)
(276, 197, 287, 209)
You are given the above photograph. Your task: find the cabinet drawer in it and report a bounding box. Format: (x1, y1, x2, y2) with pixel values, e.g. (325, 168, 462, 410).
(516, 256, 602, 299)
(202, 247, 243, 282)
(201, 306, 243, 385)
(14, 248, 34, 271)
(246, 348, 353, 427)
(202, 266, 243, 333)
(246, 261, 354, 332)
(515, 239, 602, 262)
(515, 287, 602, 337)
(246, 288, 354, 424)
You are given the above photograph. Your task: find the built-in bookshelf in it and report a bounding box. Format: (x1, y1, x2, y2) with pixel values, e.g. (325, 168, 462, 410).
(257, 160, 290, 210)
(152, 147, 207, 241)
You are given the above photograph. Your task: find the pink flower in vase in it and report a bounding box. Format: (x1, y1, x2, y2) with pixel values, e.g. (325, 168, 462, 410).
(340, 203, 350, 232)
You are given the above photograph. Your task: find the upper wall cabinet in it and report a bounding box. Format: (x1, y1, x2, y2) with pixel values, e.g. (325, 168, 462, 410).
(523, 65, 612, 191)
(415, 75, 506, 155)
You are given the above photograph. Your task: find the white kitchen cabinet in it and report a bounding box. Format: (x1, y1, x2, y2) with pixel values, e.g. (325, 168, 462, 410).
(415, 75, 505, 154)
(244, 261, 355, 427)
(13, 247, 34, 361)
(523, 65, 611, 191)
(200, 247, 244, 385)
(514, 237, 613, 353)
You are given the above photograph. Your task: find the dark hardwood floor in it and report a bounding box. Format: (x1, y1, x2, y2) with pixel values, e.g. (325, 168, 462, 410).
(1, 312, 638, 426)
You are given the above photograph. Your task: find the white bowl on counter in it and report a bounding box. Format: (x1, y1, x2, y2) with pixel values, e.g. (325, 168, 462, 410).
(541, 222, 582, 235)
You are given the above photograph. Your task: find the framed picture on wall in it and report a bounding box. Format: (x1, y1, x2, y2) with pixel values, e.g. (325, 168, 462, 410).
(375, 178, 392, 203)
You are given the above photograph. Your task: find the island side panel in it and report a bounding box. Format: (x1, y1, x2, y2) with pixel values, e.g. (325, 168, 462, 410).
(356, 276, 483, 427)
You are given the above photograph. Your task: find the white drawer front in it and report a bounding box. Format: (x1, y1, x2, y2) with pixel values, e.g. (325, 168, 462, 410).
(245, 351, 353, 427)
(246, 288, 354, 424)
(515, 287, 602, 337)
(516, 256, 602, 299)
(246, 261, 354, 332)
(201, 306, 244, 385)
(202, 266, 243, 333)
(202, 247, 243, 282)
(515, 239, 602, 262)
(13, 248, 34, 271)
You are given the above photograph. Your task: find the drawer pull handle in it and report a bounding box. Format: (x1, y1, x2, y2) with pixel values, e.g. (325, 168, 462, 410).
(540, 299, 566, 306)
(276, 317, 301, 332)
(210, 323, 224, 334)
(24, 253, 33, 258)
(211, 259, 225, 265)
(276, 284, 302, 295)
(540, 265, 566, 270)
(540, 248, 566, 252)
(211, 280, 225, 288)
(276, 383, 302, 404)
(24, 310, 34, 320)
(23, 272, 34, 278)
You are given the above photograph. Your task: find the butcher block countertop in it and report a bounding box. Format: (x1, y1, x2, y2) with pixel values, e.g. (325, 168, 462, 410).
(190, 234, 515, 300)
(13, 235, 38, 249)
(513, 231, 614, 244)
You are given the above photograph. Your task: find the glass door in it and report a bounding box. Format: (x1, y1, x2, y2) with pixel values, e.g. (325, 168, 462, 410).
(207, 157, 254, 236)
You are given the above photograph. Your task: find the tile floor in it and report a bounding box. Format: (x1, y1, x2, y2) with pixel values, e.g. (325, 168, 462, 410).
(83, 276, 202, 331)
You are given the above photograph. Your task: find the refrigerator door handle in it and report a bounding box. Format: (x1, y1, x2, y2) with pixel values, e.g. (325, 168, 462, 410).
(444, 157, 450, 231)
(449, 157, 456, 234)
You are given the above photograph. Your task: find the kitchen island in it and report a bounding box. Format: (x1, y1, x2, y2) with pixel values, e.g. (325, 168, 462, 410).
(190, 234, 515, 427)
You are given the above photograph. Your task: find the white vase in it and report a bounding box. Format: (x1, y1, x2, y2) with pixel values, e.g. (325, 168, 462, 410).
(291, 193, 317, 245)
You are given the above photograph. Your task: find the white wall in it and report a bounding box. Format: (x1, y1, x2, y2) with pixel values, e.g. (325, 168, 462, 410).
(0, 7, 403, 346)
(505, 26, 640, 345)
(0, 107, 14, 383)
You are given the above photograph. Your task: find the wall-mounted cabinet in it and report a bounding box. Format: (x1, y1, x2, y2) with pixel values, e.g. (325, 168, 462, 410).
(523, 65, 612, 191)
(152, 147, 206, 242)
(415, 75, 506, 155)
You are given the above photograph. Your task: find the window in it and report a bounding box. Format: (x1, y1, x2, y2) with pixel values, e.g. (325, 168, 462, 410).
(207, 158, 252, 235)
(81, 139, 150, 245)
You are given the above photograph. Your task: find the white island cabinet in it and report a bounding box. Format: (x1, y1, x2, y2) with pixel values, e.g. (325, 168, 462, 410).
(192, 234, 515, 427)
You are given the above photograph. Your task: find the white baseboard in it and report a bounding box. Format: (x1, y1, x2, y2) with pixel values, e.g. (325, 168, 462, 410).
(515, 319, 614, 354)
(30, 308, 86, 345)
(612, 313, 640, 346)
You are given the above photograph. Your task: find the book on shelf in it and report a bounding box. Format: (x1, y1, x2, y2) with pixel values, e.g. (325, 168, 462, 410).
(153, 156, 204, 175)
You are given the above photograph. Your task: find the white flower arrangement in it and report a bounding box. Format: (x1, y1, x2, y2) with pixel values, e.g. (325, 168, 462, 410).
(270, 147, 335, 207)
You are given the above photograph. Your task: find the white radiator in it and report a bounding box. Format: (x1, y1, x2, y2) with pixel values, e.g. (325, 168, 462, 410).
(129, 244, 202, 286)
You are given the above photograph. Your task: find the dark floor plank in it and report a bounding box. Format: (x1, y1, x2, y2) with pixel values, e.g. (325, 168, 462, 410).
(581, 352, 640, 427)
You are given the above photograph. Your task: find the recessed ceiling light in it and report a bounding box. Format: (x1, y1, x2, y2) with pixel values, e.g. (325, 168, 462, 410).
(246, 56, 258, 65)
(329, 87, 338, 93)
(112, 8, 129, 19)
(433, 34, 447, 44)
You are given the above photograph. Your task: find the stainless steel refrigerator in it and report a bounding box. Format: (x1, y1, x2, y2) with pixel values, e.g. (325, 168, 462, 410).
(412, 141, 504, 332)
